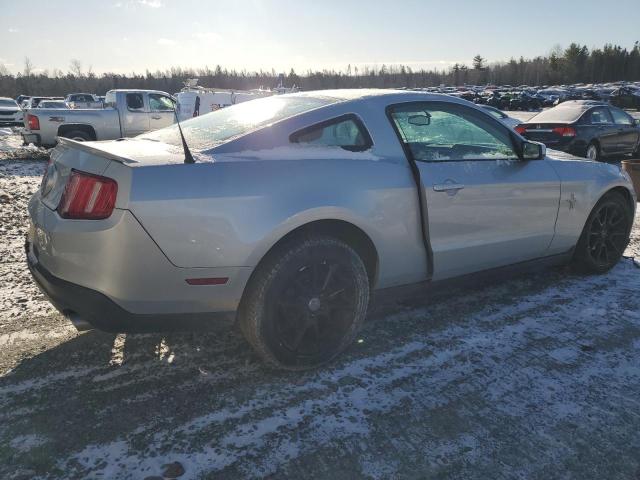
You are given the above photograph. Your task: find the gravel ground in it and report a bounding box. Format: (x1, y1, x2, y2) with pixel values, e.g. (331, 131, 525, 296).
(1, 127, 640, 479)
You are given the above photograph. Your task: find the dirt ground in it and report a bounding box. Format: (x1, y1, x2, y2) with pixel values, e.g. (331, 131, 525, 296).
(1, 126, 640, 480)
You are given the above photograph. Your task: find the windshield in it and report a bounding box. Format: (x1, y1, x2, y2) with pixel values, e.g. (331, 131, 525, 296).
(0, 99, 17, 107)
(141, 95, 339, 150)
(528, 106, 584, 123)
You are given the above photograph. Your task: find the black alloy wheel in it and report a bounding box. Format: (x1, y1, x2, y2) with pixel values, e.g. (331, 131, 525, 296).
(238, 236, 369, 370)
(574, 192, 632, 273)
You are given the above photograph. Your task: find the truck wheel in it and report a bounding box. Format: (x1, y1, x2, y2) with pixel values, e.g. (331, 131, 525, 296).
(586, 142, 600, 161)
(238, 235, 370, 370)
(61, 130, 92, 142)
(572, 191, 632, 274)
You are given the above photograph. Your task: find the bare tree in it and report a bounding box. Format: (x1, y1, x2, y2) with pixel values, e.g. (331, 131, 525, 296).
(69, 59, 83, 77)
(23, 57, 34, 77)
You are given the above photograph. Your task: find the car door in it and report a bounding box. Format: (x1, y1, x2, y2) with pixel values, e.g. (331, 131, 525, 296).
(148, 93, 176, 131)
(121, 92, 150, 137)
(585, 106, 619, 154)
(609, 107, 640, 154)
(387, 101, 561, 280)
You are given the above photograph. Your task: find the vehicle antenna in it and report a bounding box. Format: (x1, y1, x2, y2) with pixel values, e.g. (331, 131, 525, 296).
(173, 105, 195, 164)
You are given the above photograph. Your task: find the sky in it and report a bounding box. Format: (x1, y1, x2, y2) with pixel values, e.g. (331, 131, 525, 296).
(1, 0, 638, 75)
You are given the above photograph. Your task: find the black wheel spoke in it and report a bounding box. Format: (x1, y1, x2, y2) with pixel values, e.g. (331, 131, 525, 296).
(321, 264, 338, 292)
(290, 317, 312, 351)
(605, 237, 622, 256)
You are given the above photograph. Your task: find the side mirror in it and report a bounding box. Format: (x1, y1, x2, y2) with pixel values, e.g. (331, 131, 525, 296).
(408, 114, 431, 126)
(522, 140, 545, 160)
(633, 118, 640, 127)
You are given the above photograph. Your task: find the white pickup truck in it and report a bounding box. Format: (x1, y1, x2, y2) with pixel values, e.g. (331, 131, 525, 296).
(21, 89, 176, 147)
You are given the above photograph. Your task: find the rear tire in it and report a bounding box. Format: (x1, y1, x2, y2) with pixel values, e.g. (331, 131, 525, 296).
(572, 192, 632, 274)
(238, 235, 370, 370)
(586, 142, 600, 161)
(61, 130, 92, 142)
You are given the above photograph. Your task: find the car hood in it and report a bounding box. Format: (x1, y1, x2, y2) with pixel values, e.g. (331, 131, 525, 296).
(0, 106, 19, 111)
(545, 148, 590, 162)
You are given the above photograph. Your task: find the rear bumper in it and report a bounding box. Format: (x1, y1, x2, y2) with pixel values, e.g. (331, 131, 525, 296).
(27, 253, 235, 332)
(21, 132, 42, 146)
(26, 195, 251, 332)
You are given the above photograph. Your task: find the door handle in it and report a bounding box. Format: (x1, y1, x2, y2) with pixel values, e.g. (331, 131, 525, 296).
(151, 115, 161, 120)
(433, 183, 465, 193)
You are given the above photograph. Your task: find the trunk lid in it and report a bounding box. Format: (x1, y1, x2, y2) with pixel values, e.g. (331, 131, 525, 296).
(520, 122, 575, 147)
(39, 137, 193, 213)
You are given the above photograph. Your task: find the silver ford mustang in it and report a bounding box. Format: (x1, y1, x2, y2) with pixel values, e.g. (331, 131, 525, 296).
(26, 89, 636, 369)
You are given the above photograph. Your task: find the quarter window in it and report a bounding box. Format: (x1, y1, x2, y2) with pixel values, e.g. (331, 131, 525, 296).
(610, 108, 633, 125)
(290, 115, 372, 151)
(388, 102, 517, 162)
(149, 94, 175, 112)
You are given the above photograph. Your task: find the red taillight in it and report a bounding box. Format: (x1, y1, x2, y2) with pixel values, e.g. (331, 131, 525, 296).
(27, 114, 40, 130)
(552, 126, 577, 137)
(515, 125, 527, 135)
(57, 170, 117, 220)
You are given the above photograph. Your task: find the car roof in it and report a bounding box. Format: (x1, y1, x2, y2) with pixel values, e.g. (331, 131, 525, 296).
(0, 97, 16, 101)
(556, 100, 607, 108)
(279, 88, 476, 108)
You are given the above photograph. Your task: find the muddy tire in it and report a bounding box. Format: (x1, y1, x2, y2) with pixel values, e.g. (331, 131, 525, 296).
(61, 130, 92, 142)
(238, 235, 370, 370)
(572, 191, 632, 274)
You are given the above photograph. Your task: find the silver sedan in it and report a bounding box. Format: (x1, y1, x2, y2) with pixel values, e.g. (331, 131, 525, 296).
(26, 90, 636, 369)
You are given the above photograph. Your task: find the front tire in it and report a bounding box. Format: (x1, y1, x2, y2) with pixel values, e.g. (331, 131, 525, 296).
(238, 235, 370, 370)
(573, 192, 632, 274)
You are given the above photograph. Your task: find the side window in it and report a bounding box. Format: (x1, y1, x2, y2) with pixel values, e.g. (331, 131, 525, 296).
(610, 108, 633, 125)
(388, 102, 517, 162)
(126, 93, 144, 111)
(290, 115, 372, 151)
(149, 94, 175, 112)
(587, 107, 613, 125)
(104, 92, 117, 109)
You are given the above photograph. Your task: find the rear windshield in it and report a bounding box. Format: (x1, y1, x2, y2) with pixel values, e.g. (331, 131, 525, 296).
(142, 95, 339, 150)
(528, 106, 584, 123)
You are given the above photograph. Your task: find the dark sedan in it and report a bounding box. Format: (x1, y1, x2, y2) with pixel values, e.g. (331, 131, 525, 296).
(515, 101, 640, 161)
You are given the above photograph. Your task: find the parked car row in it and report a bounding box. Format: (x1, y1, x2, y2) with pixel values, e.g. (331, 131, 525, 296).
(16, 93, 103, 110)
(414, 81, 640, 112)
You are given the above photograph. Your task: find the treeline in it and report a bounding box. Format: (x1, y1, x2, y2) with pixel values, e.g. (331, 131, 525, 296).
(1, 42, 639, 97)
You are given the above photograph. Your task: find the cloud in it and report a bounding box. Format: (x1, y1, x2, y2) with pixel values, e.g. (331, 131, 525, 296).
(157, 38, 176, 46)
(8, 28, 20, 33)
(192, 32, 220, 42)
(139, 0, 162, 7)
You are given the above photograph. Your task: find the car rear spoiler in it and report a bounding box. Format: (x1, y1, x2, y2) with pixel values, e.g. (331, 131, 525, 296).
(56, 137, 135, 164)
